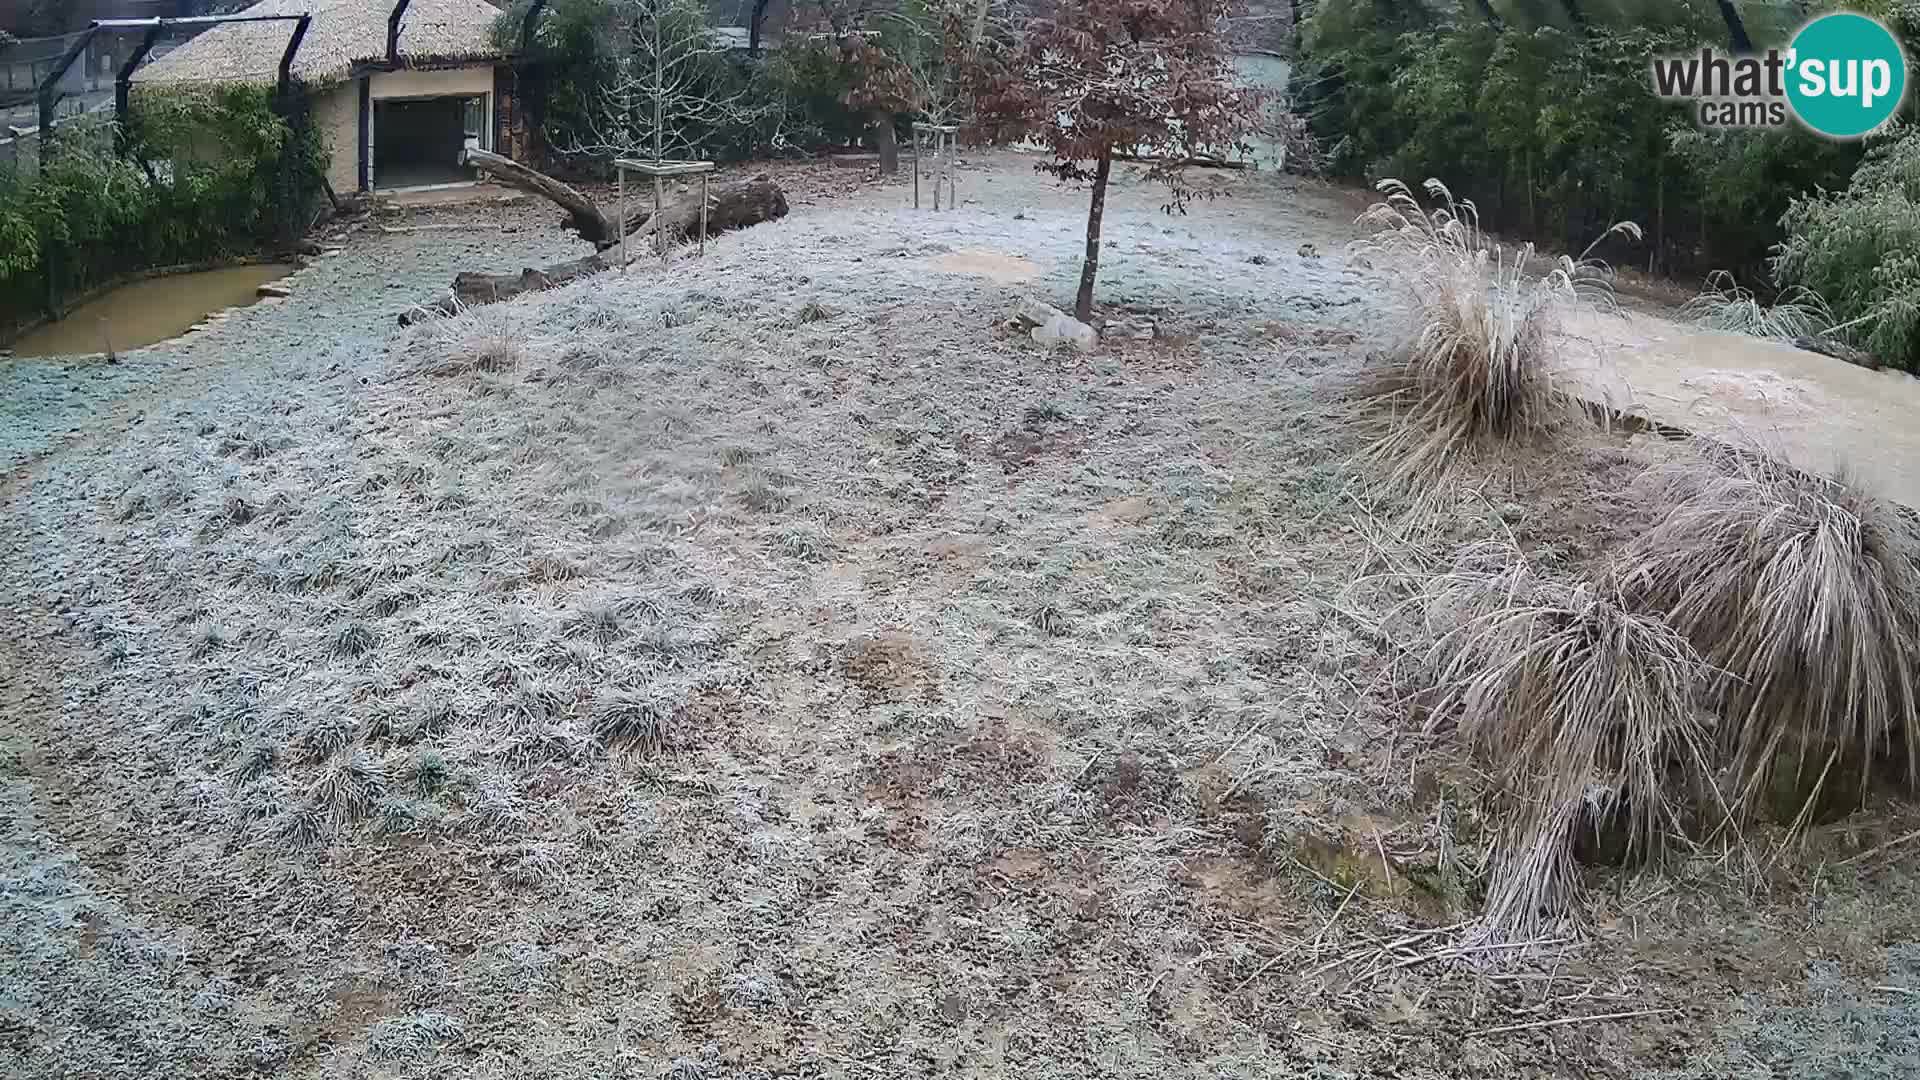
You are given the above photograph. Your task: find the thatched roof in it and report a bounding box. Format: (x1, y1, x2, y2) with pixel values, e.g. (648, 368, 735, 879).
(132, 0, 505, 89)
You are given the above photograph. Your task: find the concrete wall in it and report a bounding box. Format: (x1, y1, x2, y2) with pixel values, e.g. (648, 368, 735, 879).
(314, 80, 359, 194)
(1232, 54, 1294, 171)
(371, 66, 494, 101)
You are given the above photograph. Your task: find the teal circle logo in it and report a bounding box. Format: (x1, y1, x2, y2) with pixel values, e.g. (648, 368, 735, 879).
(1786, 13, 1908, 138)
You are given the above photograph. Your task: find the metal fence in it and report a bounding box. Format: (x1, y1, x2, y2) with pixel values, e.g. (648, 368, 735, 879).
(0, 26, 192, 175)
(0, 98, 114, 176)
(1, 30, 115, 103)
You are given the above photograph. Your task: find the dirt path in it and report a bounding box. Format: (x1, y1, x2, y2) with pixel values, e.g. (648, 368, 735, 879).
(1563, 310, 1920, 506)
(906, 151, 1920, 508)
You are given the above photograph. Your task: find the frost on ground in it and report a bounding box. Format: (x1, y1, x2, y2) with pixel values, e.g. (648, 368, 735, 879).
(1, 158, 1915, 1079)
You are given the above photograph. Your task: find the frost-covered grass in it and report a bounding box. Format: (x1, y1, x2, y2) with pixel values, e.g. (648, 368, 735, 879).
(1, 158, 1914, 1079)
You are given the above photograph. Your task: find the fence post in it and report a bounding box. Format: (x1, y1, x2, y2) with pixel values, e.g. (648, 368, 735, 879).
(116, 23, 166, 156)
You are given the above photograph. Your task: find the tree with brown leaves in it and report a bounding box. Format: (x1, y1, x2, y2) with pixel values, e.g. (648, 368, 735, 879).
(969, 0, 1261, 321)
(840, 30, 918, 175)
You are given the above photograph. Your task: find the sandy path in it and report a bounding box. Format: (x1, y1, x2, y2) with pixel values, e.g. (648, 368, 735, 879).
(1562, 310, 1920, 506)
(922, 151, 1920, 510)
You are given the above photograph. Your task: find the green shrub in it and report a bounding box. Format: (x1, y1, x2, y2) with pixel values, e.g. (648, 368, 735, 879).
(1295, 2, 1870, 277)
(1774, 127, 1920, 372)
(0, 86, 324, 328)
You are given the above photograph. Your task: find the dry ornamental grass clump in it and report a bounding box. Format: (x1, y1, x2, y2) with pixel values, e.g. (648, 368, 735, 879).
(1351, 178, 1638, 495)
(1623, 445, 1920, 822)
(1419, 443, 1920, 936)
(1420, 543, 1711, 938)
(1680, 270, 1836, 342)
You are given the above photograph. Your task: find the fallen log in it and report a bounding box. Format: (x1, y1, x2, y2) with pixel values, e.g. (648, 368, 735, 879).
(463, 147, 790, 249)
(463, 147, 615, 245)
(403, 151, 792, 323)
(398, 253, 609, 325)
(1114, 152, 1253, 170)
(618, 179, 790, 251)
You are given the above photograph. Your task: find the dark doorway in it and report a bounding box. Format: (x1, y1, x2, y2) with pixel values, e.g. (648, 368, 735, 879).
(372, 96, 478, 189)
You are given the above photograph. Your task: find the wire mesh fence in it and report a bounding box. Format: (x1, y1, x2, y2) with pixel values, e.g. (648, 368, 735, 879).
(2, 15, 326, 324)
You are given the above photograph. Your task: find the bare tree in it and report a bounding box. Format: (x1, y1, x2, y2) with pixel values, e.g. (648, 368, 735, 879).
(562, 0, 767, 165)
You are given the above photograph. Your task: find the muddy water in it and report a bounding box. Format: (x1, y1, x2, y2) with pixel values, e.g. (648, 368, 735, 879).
(7, 264, 294, 358)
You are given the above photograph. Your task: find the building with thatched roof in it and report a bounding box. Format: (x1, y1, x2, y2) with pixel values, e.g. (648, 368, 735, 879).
(133, 0, 518, 194)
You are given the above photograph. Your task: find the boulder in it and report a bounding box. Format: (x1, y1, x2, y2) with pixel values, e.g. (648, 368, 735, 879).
(1012, 297, 1096, 352)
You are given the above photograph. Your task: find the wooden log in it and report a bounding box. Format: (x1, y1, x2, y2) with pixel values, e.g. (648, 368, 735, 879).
(398, 253, 609, 325)
(463, 147, 790, 250)
(401, 152, 791, 323)
(1113, 152, 1253, 170)
(622, 179, 789, 249)
(463, 146, 616, 245)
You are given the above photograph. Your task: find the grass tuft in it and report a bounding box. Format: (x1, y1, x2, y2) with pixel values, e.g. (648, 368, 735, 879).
(331, 622, 379, 658)
(1622, 445, 1920, 820)
(366, 1011, 464, 1061)
(1422, 542, 1711, 938)
(425, 330, 523, 377)
(1681, 270, 1835, 341)
(307, 750, 385, 826)
(591, 686, 680, 751)
(298, 715, 359, 763)
(738, 468, 794, 512)
(1351, 178, 1636, 493)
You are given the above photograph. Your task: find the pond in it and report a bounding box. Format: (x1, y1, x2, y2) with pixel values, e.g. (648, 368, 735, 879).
(7, 264, 295, 359)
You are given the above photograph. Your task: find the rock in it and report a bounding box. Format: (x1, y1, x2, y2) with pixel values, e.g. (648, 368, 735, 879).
(1031, 314, 1096, 351)
(256, 283, 292, 299)
(1011, 297, 1096, 351)
(1248, 254, 1270, 265)
(1297, 242, 1319, 259)
(1012, 297, 1061, 327)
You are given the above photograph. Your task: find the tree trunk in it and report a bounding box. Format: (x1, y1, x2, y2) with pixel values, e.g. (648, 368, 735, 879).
(399, 253, 610, 324)
(873, 111, 898, 176)
(462, 147, 788, 250)
(1075, 146, 1113, 323)
(750, 0, 771, 56)
(463, 147, 615, 245)
(622, 179, 790, 249)
(971, 0, 992, 45)
(1468, 0, 1503, 31)
(1716, 0, 1754, 52)
(1288, 0, 1302, 53)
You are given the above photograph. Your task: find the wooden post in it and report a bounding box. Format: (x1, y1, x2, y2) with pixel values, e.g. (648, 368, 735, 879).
(617, 161, 626, 267)
(653, 174, 664, 260)
(912, 126, 920, 210)
(698, 173, 709, 256)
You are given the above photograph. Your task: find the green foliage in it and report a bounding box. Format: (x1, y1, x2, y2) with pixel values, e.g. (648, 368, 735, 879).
(1296, 1, 1874, 276)
(1, 86, 325, 327)
(1775, 127, 1920, 372)
(763, 38, 865, 150)
(499, 0, 955, 167)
